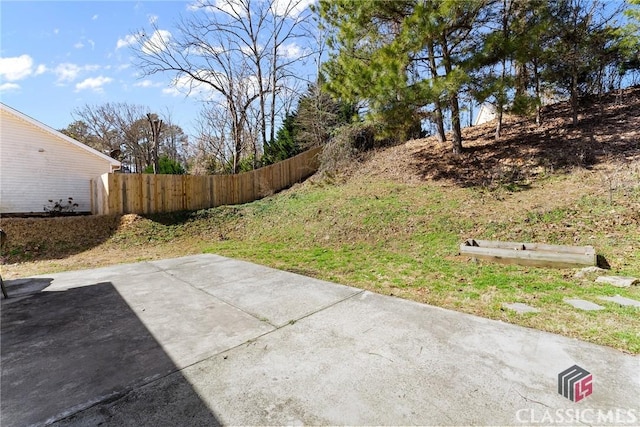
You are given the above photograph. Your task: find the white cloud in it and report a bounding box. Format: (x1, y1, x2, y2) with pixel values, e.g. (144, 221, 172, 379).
(162, 87, 180, 96)
(116, 34, 138, 50)
(148, 14, 158, 24)
(92, 14, 99, 20)
(74, 37, 95, 50)
(281, 42, 303, 59)
(0, 55, 34, 81)
(188, 0, 247, 17)
(214, 0, 247, 17)
(163, 75, 192, 96)
(163, 72, 220, 100)
(53, 28, 59, 35)
(75, 76, 113, 93)
(134, 79, 161, 88)
(184, 43, 225, 57)
(241, 74, 261, 98)
(0, 82, 21, 93)
(187, 0, 213, 13)
(188, 0, 311, 20)
(141, 29, 172, 55)
(54, 63, 81, 82)
(53, 63, 100, 83)
(241, 44, 262, 56)
(35, 64, 48, 75)
(271, 0, 314, 19)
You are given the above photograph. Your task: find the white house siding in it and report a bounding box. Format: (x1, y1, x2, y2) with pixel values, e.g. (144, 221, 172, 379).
(0, 107, 118, 214)
(474, 103, 497, 126)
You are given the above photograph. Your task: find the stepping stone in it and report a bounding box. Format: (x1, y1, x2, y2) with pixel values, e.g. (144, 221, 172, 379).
(598, 295, 640, 308)
(573, 266, 607, 279)
(502, 302, 540, 314)
(595, 276, 639, 288)
(564, 298, 605, 311)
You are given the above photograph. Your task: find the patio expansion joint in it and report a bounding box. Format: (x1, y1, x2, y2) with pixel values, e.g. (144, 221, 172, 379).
(168, 286, 367, 371)
(156, 266, 282, 325)
(155, 265, 366, 331)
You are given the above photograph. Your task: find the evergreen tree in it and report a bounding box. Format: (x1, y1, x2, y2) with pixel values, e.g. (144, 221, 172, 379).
(617, 0, 640, 84)
(318, 0, 633, 160)
(320, 0, 489, 154)
(143, 155, 186, 174)
(542, 0, 625, 125)
(294, 81, 357, 149)
(320, 0, 418, 142)
(468, 0, 549, 135)
(263, 113, 300, 166)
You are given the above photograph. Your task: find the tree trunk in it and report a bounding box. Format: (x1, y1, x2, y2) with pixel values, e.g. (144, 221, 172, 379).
(427, 41, 446, 143)
(571, 70, 578, 126)
(154, 122, 162, 174)
(497, 1, 508, 141)
(515, 61, 527, 100)
(496, 55, 506, 140)
(153, 142, 159, 174)
(441, 35, 462, 154)
(449, 94, 463, 155)
(434, 101, 446, 143)
(269, 41, 277, 147)
(533, 60, 541, 125)
(229, 99, 241, 174)
(495, 106, 503, 140)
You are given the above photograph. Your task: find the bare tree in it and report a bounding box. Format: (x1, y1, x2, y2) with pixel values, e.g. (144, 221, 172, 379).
(69, 104, 121, 155)
(158, 107, 190, 167)
(131, 0, 314, 173)
(69, 102, 185, 173)
(192, 104, 237, 174)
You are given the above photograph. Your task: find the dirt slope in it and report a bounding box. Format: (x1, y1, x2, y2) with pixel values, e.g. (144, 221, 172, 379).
(355, 86, 640, 187)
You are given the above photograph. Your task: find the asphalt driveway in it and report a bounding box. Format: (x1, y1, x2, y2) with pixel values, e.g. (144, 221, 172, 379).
(1, 254, 638, 426)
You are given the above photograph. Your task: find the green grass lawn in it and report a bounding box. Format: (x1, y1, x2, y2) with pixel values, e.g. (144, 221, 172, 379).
(185, 173, 640, 353)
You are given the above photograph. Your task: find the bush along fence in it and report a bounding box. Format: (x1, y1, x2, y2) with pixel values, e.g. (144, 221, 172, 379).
(91, 147, 322, 215)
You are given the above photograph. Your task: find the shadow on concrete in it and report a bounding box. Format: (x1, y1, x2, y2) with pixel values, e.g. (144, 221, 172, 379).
(1, 277, 54, 298)
(1, 280, 220, 426)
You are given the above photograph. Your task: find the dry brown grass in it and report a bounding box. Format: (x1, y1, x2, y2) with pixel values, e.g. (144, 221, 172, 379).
(355, 86, 640, 188)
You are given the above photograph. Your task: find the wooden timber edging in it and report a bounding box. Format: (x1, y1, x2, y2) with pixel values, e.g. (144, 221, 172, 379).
(460, 239, 597, 269)
(91, 146, 322, 215)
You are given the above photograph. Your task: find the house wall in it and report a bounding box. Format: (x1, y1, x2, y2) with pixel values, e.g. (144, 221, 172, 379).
(474, 104, 497, 126)
(0, 109, 115, 214)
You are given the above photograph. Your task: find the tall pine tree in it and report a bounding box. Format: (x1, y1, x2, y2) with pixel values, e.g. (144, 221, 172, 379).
(320, 0, 489, 154)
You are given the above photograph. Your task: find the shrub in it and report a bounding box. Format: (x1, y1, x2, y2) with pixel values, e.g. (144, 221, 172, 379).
(44, 197, 79, 216)
(319, 121, 387, 174)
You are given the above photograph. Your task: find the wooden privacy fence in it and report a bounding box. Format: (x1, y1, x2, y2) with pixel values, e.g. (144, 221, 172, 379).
(91, 146, 322, 215)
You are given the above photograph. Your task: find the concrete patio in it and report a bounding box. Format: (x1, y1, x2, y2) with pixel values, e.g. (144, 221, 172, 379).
(1, 254, 638, 426)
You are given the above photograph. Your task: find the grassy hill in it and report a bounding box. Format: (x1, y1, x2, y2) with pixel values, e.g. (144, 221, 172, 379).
(3, 87, 639, 353)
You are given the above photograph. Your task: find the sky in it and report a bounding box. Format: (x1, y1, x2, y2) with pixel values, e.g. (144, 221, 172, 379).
(2, 1, 634, 140)
(0, 1, 247, 137)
